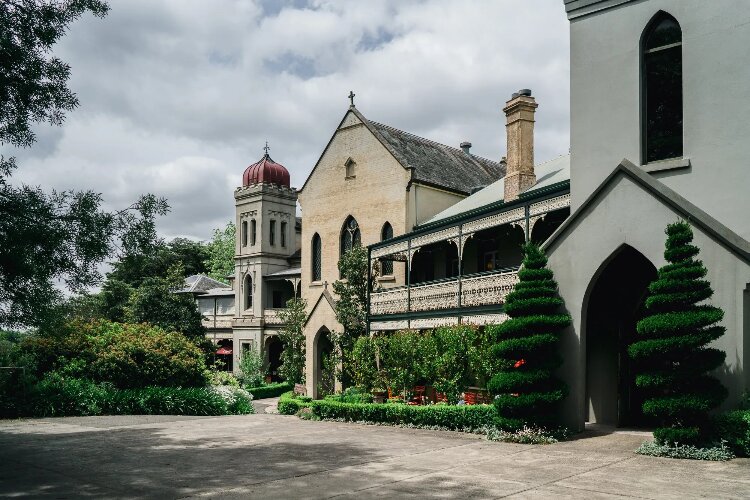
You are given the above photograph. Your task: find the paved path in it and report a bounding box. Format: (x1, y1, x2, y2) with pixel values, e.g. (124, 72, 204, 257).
(1, 413, 748, 499)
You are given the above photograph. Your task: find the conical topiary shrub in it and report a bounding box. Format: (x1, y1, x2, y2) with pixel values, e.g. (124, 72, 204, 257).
(628, 221, 727, 445)
(486, 243, 570, 429)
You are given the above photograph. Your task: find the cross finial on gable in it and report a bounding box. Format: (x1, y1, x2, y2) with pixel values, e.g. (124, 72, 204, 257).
(263, 141, 270, 155)
(348, 90, 355, 107)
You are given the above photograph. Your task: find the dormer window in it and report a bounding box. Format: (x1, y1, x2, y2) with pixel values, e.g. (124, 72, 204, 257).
(345, 158, 356, 178)
(643, 12, 683, 163)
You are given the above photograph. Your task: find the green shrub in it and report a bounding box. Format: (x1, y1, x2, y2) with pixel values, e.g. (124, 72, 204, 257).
(209, 370, 240, 387)
(238, 347, 267, 388)
(29, 372, 109, 417)
(25, 320, 209, 389)
(713, 410, 750, 457)
(325, 387, 373, 403)
(0, 330, 39, 418)
(629, 222, 727, 445)
(27, 375, 254, 417)
(487, 243, 570, 426)
(246, 381, 293, 399)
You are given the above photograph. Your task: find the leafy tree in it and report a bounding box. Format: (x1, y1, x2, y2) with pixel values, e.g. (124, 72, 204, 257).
(0, 0, 172, 328)
(428, 326, 478, 404)
(377, 330, 421, 399)
(277, 297, 306, 384)
(99, 279, 133, 323)
(125, 264, 205, 340)
(351, 335, 379, 391)
(487, 243, 570, 428)
(109, 237, 209, 288)
(332, 245, 376, 386)
(1, 0, 109, 169)
(205, 221, 235, 283)
(629, 222, 727, 445)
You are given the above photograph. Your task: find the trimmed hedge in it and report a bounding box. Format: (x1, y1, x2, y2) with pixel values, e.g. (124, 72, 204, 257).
(277, 392, 516, 430)
(713, 410, 750, 457)
(246, 382, 293, 400)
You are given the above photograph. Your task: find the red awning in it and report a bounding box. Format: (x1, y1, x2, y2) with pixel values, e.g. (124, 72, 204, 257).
(216, 347, 232, 355)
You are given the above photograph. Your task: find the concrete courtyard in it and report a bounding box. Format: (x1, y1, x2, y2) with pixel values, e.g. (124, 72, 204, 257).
(1, 409, 748, 499)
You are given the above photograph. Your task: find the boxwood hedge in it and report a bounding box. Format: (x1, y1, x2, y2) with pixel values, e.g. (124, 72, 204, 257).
(277, 391, 516, 430)
(246, 382, 293, 400)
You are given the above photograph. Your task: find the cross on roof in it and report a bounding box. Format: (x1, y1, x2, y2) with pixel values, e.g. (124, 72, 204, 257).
(348, 90, 355, 107)
(263, 141, 270, 155)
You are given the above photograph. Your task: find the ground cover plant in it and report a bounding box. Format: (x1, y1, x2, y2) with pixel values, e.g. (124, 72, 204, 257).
(635, 440, 733, 461)
(629, 222, 727, 446)
(486, 243, 570, 429)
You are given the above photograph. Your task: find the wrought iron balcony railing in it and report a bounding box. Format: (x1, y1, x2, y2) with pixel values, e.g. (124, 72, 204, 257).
(370, 268, 519, 316)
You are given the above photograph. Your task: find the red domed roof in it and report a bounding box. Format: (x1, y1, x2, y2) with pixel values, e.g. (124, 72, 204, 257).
(242, 153, 290, 187)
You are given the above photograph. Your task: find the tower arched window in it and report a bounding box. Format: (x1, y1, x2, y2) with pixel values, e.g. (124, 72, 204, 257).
(243, 274, 253, 310)
(340, 216, 361, 256)
(311, 233, 322, 282)
(241, 221, 248, 247)
(643, 12, 682, 163)
(380, 222, 393, 276)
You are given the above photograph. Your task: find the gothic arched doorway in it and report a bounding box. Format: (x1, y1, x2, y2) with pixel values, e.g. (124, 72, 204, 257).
(266, 336, 284, 382)
(583, 245, 657, 427)
(313, 327, 335, 398)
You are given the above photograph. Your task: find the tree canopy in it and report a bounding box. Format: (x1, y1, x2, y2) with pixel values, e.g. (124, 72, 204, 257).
(204, 221, 235, 283)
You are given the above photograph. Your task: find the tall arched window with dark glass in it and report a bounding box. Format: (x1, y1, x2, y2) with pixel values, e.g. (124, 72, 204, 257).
(311, 233, 322, 282)
(643, 12, 683, 163)
(340, 216, 361, 256)
(380, 222, 393, 276)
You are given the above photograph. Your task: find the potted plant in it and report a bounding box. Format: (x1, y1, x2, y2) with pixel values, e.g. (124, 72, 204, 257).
(371, 387, 386, 404)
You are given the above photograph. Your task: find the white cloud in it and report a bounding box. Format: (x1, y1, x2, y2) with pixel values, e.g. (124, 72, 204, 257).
(3, 0, 570, 242)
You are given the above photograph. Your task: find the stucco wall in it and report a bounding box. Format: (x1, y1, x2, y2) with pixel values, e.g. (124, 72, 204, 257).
(569, 0, 750, 240)
(547, 173, 750, 430)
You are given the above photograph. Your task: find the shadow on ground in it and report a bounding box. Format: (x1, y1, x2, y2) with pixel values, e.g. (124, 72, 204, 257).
(0, 416, 499, 499)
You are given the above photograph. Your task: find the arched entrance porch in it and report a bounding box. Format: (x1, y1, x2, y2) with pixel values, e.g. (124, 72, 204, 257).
(583, 245, 657, 427)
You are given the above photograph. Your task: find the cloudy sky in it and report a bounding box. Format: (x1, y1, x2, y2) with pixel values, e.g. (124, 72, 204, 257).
(7, 0, 570, 242)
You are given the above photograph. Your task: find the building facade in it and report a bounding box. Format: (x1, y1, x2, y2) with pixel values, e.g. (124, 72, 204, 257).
(546, 0, 750, 430)
(298, 102, 504, 397)
(367, 91, 571, 332)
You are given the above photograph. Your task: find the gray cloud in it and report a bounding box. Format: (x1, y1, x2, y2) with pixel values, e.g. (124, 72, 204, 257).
(4, 0, 570, 243)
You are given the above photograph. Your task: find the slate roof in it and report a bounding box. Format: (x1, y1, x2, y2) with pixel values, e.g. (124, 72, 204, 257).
(425, 154, 570, 225)
(265, 267, 302, 279)
(368, 120, 505, 195)
(178, 274, 230, 294)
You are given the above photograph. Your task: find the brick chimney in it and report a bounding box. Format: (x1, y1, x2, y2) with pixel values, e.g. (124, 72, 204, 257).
(503, 89, 537, 202)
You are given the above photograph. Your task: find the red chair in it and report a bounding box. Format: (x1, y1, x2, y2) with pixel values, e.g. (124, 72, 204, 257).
(411, 386, 426, 405)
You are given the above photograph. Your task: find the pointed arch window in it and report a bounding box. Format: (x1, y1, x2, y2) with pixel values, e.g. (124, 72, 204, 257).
(643, 12, 683, 163)
(243, 274, 253, 310)
(340, 216, 361, 256)
(380, 222, 393, 276)
(311, 233, 322, 282)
